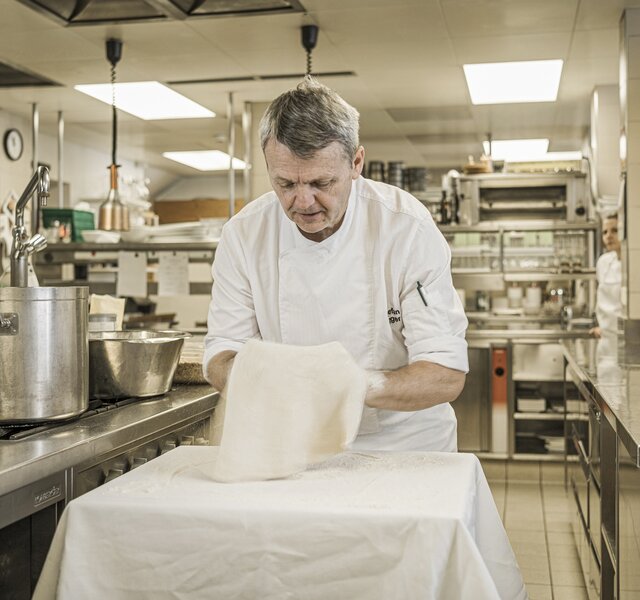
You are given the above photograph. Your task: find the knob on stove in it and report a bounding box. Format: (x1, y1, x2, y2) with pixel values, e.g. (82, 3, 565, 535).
(104, 468, 124, 483)
(180, 436, 195, 446)
(160, 441, 177, 455)
(130, 457, 147, 469)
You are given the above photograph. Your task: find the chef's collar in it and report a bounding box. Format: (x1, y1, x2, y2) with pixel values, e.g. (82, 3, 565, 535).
(292, 178, 358, 251)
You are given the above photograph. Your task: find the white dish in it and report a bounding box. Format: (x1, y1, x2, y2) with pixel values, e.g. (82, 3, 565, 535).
(81, 230, 121, 244)
(120, 228, 149, 243)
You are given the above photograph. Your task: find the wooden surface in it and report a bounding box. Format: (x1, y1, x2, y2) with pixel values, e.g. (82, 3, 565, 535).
(153, 199, 244, 224)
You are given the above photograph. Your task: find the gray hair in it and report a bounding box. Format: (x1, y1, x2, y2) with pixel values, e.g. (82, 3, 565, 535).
(259, 76, 360, 161)
(602, 211, 618, 221)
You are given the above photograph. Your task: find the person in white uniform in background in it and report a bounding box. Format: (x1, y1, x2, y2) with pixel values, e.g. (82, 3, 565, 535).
(203, 77, 468, 452)
(590, 213, 622, 362)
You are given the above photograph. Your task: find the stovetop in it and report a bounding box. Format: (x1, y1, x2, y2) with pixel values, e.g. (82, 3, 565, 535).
(0, 397, 142, 441)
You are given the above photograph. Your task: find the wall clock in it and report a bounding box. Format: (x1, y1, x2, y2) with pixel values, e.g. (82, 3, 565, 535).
(3, 128, 24, 161)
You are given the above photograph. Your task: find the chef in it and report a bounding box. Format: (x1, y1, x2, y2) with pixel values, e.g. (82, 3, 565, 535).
(203, 77, 468, 452)
(591, 212, 622, 358)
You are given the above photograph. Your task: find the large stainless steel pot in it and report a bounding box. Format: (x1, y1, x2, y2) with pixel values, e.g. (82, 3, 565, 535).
(89, 330, 189, 400)
(0, 286, 89, 423)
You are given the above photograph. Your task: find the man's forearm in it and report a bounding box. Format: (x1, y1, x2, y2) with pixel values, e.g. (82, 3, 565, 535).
(205, 350, 237, 391)
(365, 360, 466, 411)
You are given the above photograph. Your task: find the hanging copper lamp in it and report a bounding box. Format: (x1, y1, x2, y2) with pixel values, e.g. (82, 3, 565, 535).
(98, 38, 129, 232)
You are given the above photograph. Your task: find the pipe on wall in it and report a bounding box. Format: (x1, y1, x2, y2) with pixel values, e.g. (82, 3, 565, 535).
(31, 103, 39, 232)
(227, 91, 235, 221)
(57, 111, 64, 208)
(242, 101, 252, 205)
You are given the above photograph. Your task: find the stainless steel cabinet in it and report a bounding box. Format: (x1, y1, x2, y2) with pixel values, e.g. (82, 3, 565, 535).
(618, 438, 640, 599)
(453, 346, 491, 452)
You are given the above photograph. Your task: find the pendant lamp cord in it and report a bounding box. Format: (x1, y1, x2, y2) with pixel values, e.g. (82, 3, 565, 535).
(111, 62, 117, 167)
(306, 49, 312, 76)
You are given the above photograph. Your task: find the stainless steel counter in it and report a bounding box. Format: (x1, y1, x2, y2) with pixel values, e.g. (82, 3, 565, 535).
(0, 385, 218, 497)
(562, 338, 640, 466)
(467, 329, 592, 344)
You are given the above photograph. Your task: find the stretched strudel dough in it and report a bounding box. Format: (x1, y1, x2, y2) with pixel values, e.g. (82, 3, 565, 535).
(213, 339, 367, 482)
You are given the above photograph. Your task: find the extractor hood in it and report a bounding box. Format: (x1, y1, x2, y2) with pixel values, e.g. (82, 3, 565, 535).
(0, 59, 59, 87)
(16, 0, 306, 26)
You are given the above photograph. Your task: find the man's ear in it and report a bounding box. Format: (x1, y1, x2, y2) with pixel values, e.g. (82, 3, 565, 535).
(352, 146, 365, 179)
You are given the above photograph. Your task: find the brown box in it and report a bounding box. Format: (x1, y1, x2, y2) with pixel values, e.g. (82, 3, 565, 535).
(153, 198, 244, 224)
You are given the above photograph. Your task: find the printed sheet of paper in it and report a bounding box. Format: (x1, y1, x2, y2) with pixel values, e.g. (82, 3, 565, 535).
(116, 251, 147, 298)
(157, 252, 190, 296)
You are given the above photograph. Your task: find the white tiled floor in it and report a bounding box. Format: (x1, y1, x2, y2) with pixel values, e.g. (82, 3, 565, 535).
(480, 459, 589, 600)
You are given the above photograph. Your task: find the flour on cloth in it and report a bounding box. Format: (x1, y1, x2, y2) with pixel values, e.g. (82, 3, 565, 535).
(212, 339, 368, 482)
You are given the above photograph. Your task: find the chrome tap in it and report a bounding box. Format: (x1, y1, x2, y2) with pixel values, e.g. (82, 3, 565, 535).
(10, 165, 50, 287)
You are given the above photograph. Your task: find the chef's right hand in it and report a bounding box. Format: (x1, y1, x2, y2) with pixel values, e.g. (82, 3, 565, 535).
(205, 350, 237, 391)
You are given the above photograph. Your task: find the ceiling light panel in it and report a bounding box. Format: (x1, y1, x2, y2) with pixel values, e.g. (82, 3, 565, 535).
(163, 151, 247, 171)
(75, 82, 214, 120)
(464, 60, 563, 104)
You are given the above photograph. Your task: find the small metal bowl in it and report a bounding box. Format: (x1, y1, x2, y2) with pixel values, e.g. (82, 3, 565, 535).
(89, 330, 190, 400)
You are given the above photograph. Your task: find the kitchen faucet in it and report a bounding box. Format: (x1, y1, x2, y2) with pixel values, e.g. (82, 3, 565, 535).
(10, 165, 50, 287)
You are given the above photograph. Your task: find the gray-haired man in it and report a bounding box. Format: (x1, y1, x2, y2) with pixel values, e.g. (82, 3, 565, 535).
(204, 77, 468, 452)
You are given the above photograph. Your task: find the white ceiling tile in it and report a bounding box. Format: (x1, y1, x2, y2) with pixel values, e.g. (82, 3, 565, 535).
(0, 0, 62, 32)
(560, 58, 619, 101)
(0, 29, 102, 63)
(303, 0, 428, 11)
(442, 0, 579, 37)
(452, 32, 570, 64)
(72, 21, 218, 56)
(318, 5, 450, 46)
(569, 28, 619, 60)
(184, 13, 303, 52)
(574, 0, 640, 30)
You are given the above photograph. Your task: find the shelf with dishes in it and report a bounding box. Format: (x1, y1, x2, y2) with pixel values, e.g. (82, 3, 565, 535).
(444, 223, 596, 274)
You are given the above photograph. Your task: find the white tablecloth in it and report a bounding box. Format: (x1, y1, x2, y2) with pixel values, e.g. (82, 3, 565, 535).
(34, 448, 526, 600)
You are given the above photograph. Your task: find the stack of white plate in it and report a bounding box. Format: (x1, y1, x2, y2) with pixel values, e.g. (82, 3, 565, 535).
(120, 220, 225, 243)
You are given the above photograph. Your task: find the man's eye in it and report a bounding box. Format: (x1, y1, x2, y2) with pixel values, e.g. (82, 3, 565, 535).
(280, 182, 294, 190)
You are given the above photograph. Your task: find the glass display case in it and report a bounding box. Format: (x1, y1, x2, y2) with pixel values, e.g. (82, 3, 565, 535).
(442, 221, 597, 277)
(441, 221, 598, 321)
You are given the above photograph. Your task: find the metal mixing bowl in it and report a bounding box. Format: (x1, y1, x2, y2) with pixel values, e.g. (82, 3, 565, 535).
(89, 330, 190, 400)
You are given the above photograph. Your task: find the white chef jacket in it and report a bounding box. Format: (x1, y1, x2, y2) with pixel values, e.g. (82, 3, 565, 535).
(595, 250, 622, 361)
(204, 176, 469, 452)
(596, 251, 622, 335)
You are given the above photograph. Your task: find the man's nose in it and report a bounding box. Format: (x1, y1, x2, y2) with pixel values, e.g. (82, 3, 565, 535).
(293, 185, 315, 209)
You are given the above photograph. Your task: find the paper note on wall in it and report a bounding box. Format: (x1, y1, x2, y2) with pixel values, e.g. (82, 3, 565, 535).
(116, 251, 147, 297)
(157, 252, 190, 296)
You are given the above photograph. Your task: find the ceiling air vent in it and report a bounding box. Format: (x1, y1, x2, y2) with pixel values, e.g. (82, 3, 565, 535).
(16, 0, 306, 26)
(0, 60, 59, 88)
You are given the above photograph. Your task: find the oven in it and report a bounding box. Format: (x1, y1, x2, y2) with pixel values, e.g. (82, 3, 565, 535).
(459, 172, 588, 224)
(0, 471, 67, 598)
(0, 388, 216, 599)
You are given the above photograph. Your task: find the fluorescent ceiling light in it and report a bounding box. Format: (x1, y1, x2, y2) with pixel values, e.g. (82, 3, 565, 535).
(163, 150, 247, 171)
(464, 60, 563, 104)
(75, 81, 214, 120)
(483, 139, 549, 161)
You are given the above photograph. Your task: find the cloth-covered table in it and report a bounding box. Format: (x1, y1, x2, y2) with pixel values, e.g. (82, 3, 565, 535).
(34, 448, 527, 600)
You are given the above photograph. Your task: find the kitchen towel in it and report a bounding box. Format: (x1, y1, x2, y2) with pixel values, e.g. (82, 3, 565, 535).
(213, 339, 367, 482)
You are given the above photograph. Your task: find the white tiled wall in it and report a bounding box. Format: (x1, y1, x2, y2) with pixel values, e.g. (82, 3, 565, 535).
(591, 85, 621, 199)
(622, 8, 640, 319)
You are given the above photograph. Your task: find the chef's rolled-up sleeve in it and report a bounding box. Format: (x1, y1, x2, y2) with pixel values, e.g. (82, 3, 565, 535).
(400, 219, 468, 373)
(203, 225, 259, 373)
